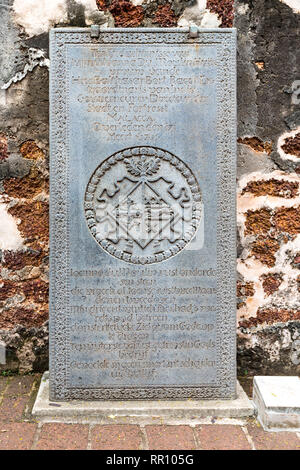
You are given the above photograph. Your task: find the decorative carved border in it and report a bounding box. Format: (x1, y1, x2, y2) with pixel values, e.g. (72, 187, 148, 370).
(49, 28, 236, 401)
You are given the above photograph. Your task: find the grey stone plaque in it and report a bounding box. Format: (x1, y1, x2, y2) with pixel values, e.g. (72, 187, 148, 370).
(49, 27, 237, 400)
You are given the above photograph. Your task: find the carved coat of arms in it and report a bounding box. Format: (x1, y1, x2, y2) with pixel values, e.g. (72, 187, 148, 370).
(85, 147, 202, 264)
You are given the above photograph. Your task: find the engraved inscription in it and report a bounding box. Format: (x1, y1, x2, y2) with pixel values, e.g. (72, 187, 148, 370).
(84, 146, 202, 264)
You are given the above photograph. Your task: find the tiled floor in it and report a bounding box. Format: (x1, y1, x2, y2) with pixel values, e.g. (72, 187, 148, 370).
(0, 374, 299, 450)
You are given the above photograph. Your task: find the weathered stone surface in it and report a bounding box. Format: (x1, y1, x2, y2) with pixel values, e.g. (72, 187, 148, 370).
(206, 0, 233, 27)
(235, 4, 300, 351)
(247, 423, 300, 450)
(237, 168, 300, 358)
(236, 0, 300, 172)
(36, 423, 89, 450)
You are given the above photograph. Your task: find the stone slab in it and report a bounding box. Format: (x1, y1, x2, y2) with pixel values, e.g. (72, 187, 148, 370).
(253, 376, 300, 432)
(49, 27, 237, 401)
(32, 373, 254, 424)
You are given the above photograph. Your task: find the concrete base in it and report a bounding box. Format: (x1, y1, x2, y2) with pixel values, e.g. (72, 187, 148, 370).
(253, 376, 300, 432)
(32, 372, 255, 424)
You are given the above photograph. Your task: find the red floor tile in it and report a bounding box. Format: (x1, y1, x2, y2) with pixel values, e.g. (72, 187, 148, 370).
(247, 424, 300, 450)
(146, 425, 196, 450)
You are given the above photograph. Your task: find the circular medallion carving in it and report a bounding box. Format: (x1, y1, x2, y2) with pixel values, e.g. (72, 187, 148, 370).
(84, 146, 202, 264)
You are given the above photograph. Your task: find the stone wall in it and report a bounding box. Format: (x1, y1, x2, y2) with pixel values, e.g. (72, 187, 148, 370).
(0, 0, 299, 375)
(236, 0, 300, 375)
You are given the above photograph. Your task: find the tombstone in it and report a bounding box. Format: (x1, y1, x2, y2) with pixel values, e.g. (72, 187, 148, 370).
(49, 27, 237, 401)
